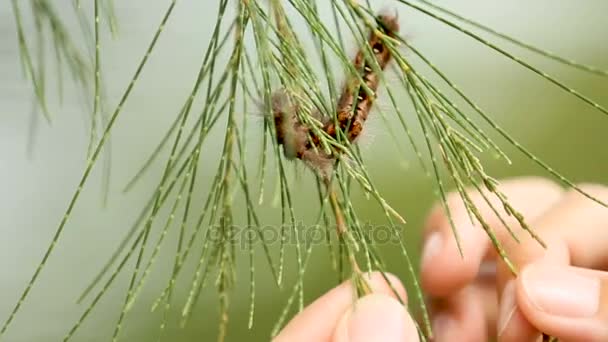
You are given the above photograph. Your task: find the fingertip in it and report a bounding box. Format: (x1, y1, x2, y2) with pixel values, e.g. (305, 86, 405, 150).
(333, 294, 419, 342)
(432, 313, 483, 342)
(431, 312, 461, 342)
(515, 262, 608, 341)
(421, 226, 487, 296)
(421, 176, 565, 297)
(366, 271, 408, 304)
(497, 307, 538, 342)
(495, 276, 542, 342)
(431, 285, 487, 342)
(274, 272, 409, 342)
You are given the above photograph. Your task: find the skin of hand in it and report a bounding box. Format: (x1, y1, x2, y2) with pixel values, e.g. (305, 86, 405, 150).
(273, 272, 420, 342)
(421, 177, 608, 342)
(275, 176, 608, 342)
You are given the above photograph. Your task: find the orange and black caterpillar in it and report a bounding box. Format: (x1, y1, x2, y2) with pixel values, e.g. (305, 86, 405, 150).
(272, 14, 399, 171)
(323, 14, 399, 143)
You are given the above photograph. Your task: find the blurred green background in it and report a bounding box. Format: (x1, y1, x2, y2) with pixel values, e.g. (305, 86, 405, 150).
(1, 1, 607, 341)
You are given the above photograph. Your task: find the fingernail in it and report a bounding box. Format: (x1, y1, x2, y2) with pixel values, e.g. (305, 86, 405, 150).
(521, 264, 600, 318)
(422, 232, 443, 270)
(497, 280, 516, 336)
(432, 312, 455, 342)
(335, 295, 411, 342)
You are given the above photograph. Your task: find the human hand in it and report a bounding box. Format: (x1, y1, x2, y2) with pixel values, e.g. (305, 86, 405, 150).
(273, 272, 420, 342)
(421, 177, 608, 341)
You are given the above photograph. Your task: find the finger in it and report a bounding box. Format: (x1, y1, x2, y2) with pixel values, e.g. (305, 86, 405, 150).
(497, 280, 538, 342)
(431, 283, 488, 342)
(516, 262, 608, 342)
(496, 185, 608, 340)
(498, 184, 608, 276)
(521, 184, 608, 269)
(332, 294, 420, 342)
(421, 177, 563, 296)
(274, 272, 407, 342)
(433, 261, 536, 340)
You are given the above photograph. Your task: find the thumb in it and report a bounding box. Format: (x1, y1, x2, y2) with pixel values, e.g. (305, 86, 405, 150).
(332, 294, 420, 342)
(516, 261, 608, 342)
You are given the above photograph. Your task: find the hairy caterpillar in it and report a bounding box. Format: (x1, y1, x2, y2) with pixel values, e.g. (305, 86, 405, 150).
(323, 14, 399, 143)
(272, 14, 400, 172)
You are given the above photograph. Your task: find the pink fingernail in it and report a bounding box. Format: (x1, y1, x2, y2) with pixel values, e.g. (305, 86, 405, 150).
(421, 232, 443, 270)
(521, 264, 600, 318)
